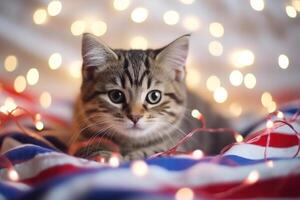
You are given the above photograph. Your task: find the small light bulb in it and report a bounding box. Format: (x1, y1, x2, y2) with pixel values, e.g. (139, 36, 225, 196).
(35, 121, 44, 131)
(191, 109, 201, 119)
(235, 134, 244, 143)
(131, 160, 148, 177)
(277, 111, 284, 119)
(109, 155, 120, 167)
(246, 170, 260, 184)
(266, 120, 274, 129)
(192, 149, 204, 159)
(8, 169, 19, 181)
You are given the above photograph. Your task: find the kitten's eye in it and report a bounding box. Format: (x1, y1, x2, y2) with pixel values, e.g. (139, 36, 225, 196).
(146, 90, 162, 104)
(108, 90, 125, 104)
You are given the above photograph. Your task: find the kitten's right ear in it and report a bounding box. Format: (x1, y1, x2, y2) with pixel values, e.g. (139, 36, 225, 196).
(81, 33, 118, 80)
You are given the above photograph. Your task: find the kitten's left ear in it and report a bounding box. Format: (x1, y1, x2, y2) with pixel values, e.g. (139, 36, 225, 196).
(155, 34, 190, 81)
(81, 33, 118, 80)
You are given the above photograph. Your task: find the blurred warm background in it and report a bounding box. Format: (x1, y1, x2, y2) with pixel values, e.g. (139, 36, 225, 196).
(1, 0, 300, 125)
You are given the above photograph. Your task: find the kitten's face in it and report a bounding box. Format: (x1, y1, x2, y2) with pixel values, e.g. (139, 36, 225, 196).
(80, 34, 189, 141)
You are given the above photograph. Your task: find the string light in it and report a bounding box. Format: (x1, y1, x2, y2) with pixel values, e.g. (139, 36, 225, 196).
(47, 0, 62, 16)
(186, 68, 201, 90)
(40, 92, 52, 109)
(278, 54, 289, 69)
(235, 134, 244, 143)
(191, 109, 202, 119)
(91, 21, 107, 36)
(209, 22, 224, 38)
(230, 49, 255, 68)
(250, 0, 265, 11)
(8, 169, 19, 181)
(14, 76, 27, 93)
(183, 16, 200, 31)
(131, 7, 148, 23)
(175, 187, 194, 200)
(229, 102, 243, 117)
(229, 70, 243, 87)
(266, 120, 274, 129)
(131, 160, 148, 177)
(33, 9, 48, 25)
(246, 170, 260, 184)
(179, 0, 195, 4)
(286, 6, 297, 18)
(71, 20, 86, 36)
(206, 75, 221, 92)
(69, 60, 82, 78)
(26, 68, 39, 86)
(35, 120, 44, 131)
(163, 10, 180, 25)
(109, 155, 120, 167)
(208, 41, 223, 56)
(213, 87, 228, 103)
(192, 149, 204, 159)
(130, 36, 148, 49)
(244, 73, 256, 89)
(277, 111, 284, 119)
(48, 53, 62, 70)
(113, 0, 130, 11)
(4, 55, 18, 72)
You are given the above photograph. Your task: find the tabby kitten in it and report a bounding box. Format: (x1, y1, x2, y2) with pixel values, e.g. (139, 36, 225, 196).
(72, 33, 233, 161)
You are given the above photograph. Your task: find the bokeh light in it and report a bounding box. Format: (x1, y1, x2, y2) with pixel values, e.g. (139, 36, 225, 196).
(131, 160, 148, 177)
(130, 36, 148, 49)
(182, 16, 200, 31)
(250, 0, 264, 11)
(91, 21, 107, 36)
(175, 187, 194, 200)
(8, 169, 19, 181)
(40, 92, 52, 108)
(229, 70, 243, 86)
(33, 9, 48, 25)
(208, 41, 223, 56)
(278, 54, 289, 69)
(14, 75, 27, 93)
(131, 7, 148, 23)
(26, 68, 39, 85)
(71, 20, 86, 36)
(286, 5, 297, 18)
(230, 102, 243, 117)
(231, 49, 255, 68)
(209, 22, 224, 38)
(113, 0, 130, 11)
(244, 73, 256, 89)
(163, 10, 180, 25)
(246, 170, 260, 184)
(292, 0, 300, 11)
(186, 68, 201, 90)
(4, 55, 18, 72)
(48, 53, 62, 70)
(235, 134, 244, 142)
(261, 92, 273, 107)
(179, 0, 195, 4)
(206, 75, 221, 92)
(69, 60, 82, 78)
(47, 0, 62, 16)
(213, 87, 228, 103)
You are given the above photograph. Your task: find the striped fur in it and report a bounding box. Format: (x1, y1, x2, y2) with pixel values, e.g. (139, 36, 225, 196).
(72, 33, 233, 161)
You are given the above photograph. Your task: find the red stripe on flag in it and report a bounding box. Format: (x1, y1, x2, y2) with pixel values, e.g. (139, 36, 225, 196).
(246, 132, 299, 148)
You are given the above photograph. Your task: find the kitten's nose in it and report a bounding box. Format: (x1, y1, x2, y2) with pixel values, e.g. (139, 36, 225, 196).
(128, 114, 142, 124)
